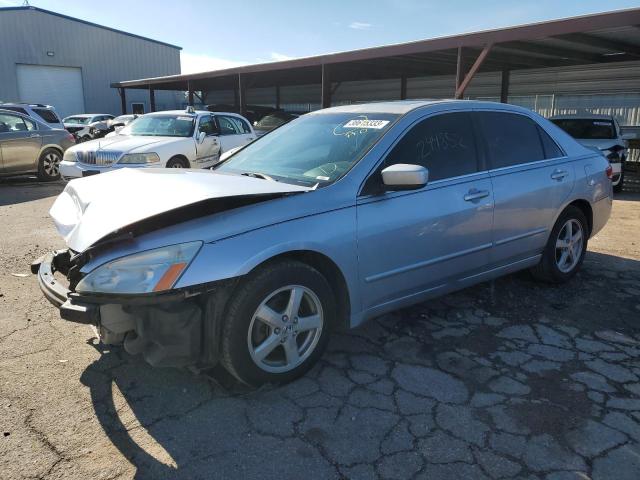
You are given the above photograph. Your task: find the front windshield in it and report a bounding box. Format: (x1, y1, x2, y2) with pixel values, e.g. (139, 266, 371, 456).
(552, 119, 616, 140)
(64, 116, 91, 125)
(120, 114, 195, 137)
(215, 112, 398, 186)
(256, 113, 293, 129)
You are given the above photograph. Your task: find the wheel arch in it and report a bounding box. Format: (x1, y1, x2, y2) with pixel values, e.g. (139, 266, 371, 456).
(247, 249, 352, 331)
(167, 154, 190, 168)
(567, 199, 593, 236)
(36, 145, 64, 172)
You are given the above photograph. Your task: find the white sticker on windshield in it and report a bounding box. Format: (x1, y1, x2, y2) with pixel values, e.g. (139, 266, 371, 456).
(343, 119, 390, 129)
(316, 175, 330, 181)
(177, 116, 193, 121)
(593, 121, 611, 126)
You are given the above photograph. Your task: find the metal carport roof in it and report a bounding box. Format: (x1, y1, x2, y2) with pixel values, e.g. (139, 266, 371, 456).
(111, 8, 640, 113)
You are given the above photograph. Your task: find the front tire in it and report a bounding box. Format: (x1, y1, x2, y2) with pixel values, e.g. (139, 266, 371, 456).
(166, 156, 189, 168)
(220, 260, 335, 386)
(531, 206, 588, 283)
(37, 148, 62, 181)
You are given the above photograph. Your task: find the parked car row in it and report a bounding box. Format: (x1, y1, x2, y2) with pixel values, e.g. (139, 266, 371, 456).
(33, 100, 612, 386)
(549, 114, 632, 192)
(59, 108, 256, 178)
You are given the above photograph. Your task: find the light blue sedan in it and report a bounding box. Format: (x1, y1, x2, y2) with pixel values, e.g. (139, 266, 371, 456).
(34, 100, 612, 386)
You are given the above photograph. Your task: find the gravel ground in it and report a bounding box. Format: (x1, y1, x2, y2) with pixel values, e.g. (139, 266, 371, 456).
(1, 174, 639, 480)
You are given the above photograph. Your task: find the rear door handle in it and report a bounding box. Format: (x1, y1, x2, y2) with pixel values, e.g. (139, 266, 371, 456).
(464, 189, 490, 201)
(551, 169, 568, 180)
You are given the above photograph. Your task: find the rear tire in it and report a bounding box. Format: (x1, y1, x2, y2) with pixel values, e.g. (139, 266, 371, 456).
(36, 148, 62, 181)
(220, 260, 335, 386)
(166, 156, 189, 168)
(531, 205, 588, 283)
(613, 172, 624, 193)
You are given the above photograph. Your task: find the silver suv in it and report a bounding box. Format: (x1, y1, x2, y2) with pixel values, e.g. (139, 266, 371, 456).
(0, 103, 64, 130)
(0, 109, 75, 180)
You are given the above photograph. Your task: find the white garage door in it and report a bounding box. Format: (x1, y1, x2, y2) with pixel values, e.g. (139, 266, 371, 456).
(16, 64, 85, 119)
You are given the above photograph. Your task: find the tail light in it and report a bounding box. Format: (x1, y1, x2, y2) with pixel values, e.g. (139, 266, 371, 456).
(66, 133, 76, 143)
(605, 164, 613, 179)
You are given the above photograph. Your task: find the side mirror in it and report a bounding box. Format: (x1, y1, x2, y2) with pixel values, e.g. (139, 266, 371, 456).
(198, 131, 206, 144)
(111, 122, 125, 128)
(621, 132, 635, 141)
(381, 164, 428, 191)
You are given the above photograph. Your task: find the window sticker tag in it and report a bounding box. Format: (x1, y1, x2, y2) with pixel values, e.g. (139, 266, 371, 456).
(593, 121, 612, 126)
(177, 116, 193, 121)
(316, 175, 330, 181)
(343, 119, 390, 129)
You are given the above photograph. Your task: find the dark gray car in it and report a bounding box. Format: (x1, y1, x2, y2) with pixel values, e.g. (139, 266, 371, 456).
(0, 109, 75, 181)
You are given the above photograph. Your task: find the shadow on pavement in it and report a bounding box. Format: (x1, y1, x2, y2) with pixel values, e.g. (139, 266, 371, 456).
(0, 176, 65, 206)
(79, 250, 640, 480)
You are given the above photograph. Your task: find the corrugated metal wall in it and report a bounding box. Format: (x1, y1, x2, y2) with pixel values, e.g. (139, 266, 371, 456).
(206, 60, 640, 126)
(0, 8, 182, 115)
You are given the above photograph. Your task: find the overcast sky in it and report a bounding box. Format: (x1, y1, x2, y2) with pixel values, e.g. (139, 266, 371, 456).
(4, 0, 640, 73)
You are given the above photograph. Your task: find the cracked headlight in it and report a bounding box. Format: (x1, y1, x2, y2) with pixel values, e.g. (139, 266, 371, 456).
(76, 242, 202, 294)
(119, 152, 160, 164)
(63, 149, 77, 162)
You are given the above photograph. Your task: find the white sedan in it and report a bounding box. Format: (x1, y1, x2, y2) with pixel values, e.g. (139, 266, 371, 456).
(60, 109, 255, 178)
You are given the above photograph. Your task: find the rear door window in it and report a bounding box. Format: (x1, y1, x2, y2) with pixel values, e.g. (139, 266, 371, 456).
(538, 127, 564, 159)
(384, 112, 479, 181)
(217, 115, 251, 135)
(475, 111, 545, 169)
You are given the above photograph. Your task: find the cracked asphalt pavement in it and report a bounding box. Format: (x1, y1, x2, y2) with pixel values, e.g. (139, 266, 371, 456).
(1, 175, 640, 480)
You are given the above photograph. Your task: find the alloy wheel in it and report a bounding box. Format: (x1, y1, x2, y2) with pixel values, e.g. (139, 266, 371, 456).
(555, 219, 583, 273)
(247, 285, 324, 373)
(43, 152, 61, 177)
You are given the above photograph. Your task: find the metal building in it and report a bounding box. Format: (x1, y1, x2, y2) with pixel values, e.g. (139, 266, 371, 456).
(0, 6, 182, 118)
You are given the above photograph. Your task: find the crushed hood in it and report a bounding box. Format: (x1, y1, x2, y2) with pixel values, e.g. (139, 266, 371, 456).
(50, 168, 310, 252)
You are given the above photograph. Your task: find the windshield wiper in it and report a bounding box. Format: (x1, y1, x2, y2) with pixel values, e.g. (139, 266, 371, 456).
(241, 171, 277, 182)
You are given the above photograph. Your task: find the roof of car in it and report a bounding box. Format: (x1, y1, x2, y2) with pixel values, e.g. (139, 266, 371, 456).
(316, 99, 535, 115)
(146, 110, 248, 118)
(549, 114, 615, 121)
(0, 102, 53, 108)
(66, 113, 112, 118)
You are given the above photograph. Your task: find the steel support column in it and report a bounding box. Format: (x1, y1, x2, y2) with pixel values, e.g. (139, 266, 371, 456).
(455, 44, 493, 99)
(500, 69, 510, 103)
(400, 76, 407, 100)
(149, 87, 156, 112)
(118, 88, 126, 114)
(455, 47, 465, 94)
(321, 64, 331, 109)
(238, 74, 246, 116)
(187, 81, 194, 106)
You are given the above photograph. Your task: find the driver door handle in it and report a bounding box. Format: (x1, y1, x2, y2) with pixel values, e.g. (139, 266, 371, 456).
(551, 169, 568, 181)
(464, 189, 490, 202)
(29, 133, 40, 138)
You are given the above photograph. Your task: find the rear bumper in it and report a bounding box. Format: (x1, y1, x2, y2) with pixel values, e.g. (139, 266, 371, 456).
(591, 194, 613, 238)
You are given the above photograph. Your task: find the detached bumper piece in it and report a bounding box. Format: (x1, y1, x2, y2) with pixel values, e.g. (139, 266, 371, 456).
(32, 249, 205, 368)
(33, 250, 99, 325)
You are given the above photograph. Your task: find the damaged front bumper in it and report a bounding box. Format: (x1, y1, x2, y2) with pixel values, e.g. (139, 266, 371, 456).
(32, 249, 227, 368)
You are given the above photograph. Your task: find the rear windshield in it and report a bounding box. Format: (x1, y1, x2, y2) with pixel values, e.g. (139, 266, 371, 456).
(33, 108, 60, 124)
(64, 116, 91, 125)
(551, 119, 615, 140)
